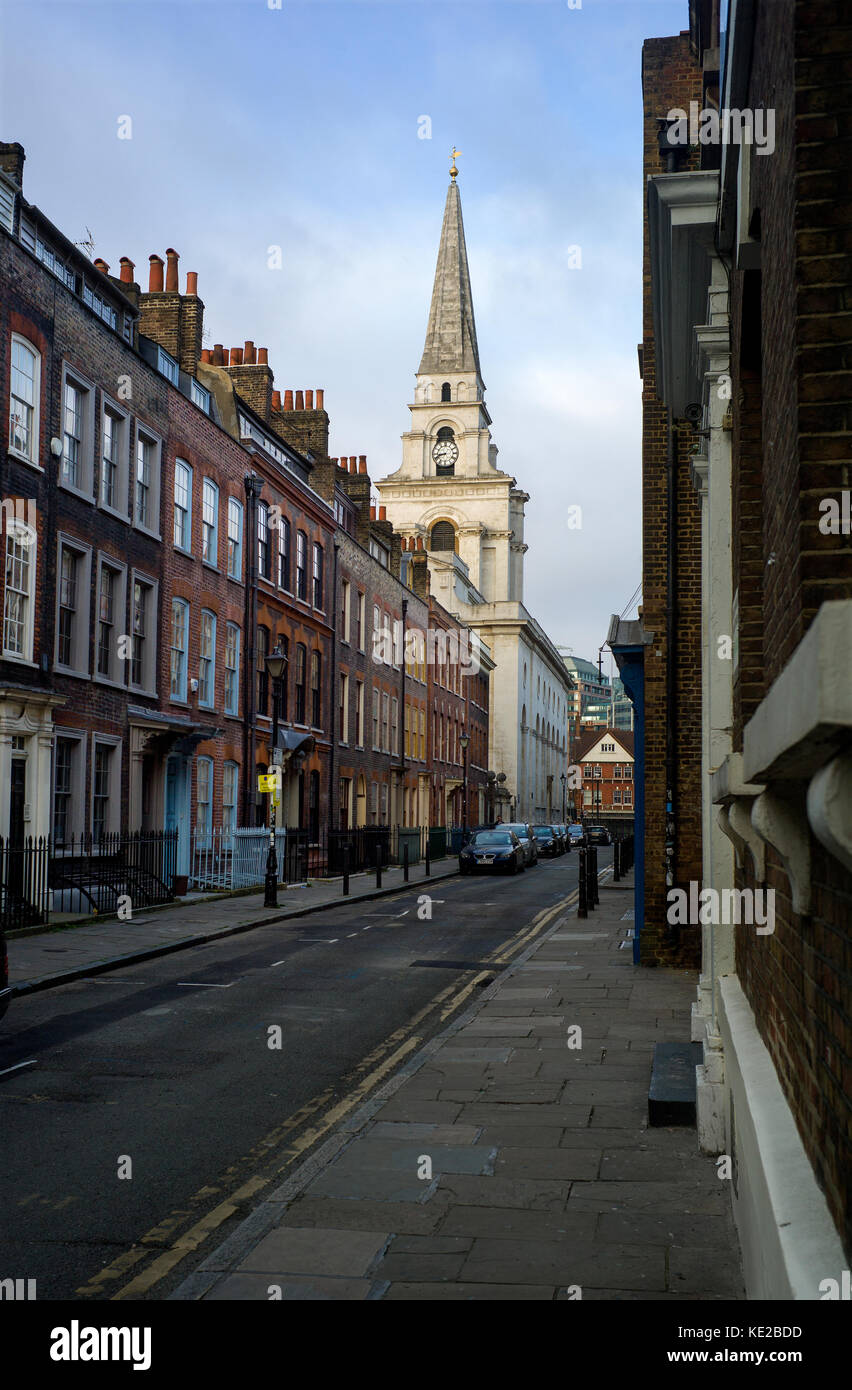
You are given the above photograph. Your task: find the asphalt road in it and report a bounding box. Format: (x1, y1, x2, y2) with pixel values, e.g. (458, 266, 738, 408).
(0, 850, 602, 1301)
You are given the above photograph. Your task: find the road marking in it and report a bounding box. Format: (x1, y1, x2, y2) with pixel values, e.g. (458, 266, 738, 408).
(176, 982, 235, 989)
(0, 1060, 37, 1079)
(89, 883, 578, 1303)
(347, 933, 357, 938)
(270, 960, 287, 968)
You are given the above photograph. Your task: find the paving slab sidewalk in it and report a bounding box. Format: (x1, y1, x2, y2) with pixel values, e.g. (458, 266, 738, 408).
(172, 871, 745, 1302)
(7, 859, 459, 996)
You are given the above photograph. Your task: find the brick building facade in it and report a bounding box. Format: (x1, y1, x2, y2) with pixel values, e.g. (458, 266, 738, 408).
(627, 0, 851, 1296)
(0, 140, 493, 896)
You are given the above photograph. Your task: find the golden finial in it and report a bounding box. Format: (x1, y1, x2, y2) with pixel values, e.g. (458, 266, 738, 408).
(449, 146, 462, 181)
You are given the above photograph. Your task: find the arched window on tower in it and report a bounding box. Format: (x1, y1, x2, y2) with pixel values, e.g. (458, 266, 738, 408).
(441, 382, 452, 402)
(429, 521, 456, 553)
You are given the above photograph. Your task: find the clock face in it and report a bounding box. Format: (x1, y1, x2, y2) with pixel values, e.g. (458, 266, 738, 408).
(432, 438, 459, 467)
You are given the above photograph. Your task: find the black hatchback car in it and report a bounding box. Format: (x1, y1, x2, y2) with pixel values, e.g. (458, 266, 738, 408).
(531, 825, 561, 858)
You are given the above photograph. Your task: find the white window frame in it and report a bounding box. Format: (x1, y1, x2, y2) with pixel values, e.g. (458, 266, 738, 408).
(224, 622, 240, 716)
(99, 395, 130, 520)
(174, 459, 192, 552)
(198, 609, 216, 709)
(339, 671, 349, 744)
(134, 424, 162, 538)
(170, 597, 189, 704)
(227, 497, 243, 580)
(90, 733, 122, 841)
(59, 363, 95, 498)
(196, 755, 213, 843)
(202, 479, 219, 568)
(52, 728, 86, 847)
(3, 517, 37, 664)
(129, 569, 158, 696)
(54, 534, 93, 677)
(223, 761, 238, 838)
(8, 334, 41, 469)
(341, 578, 350, 644)
(93, 556, 128, 687)
(157, 346, 179, 385)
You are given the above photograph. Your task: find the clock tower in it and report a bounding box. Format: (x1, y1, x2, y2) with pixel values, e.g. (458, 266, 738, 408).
(376, 165, 527, 605)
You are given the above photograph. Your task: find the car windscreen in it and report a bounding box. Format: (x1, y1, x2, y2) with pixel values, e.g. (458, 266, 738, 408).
(504, 825, 530, 837)
(470, 832, 513, 847)
(532, 826, 554, 837)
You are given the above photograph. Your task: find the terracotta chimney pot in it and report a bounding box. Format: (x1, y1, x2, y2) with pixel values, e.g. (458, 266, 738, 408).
(165, 248, 179, 292)
(283, 390, 294, 411)
(294, 390, 304, 410)
(230, 347, 243, 365)
(93, 257, 109, 276)
(186, 271, 198, 295)
(213, 343, 225, 365)
(119, 257, 135, 284)
(316, 389, 324, 409)
(349, 457, 357, 474)
(358, 455, 367, 473)
(305, 389, 314, 409)
(243, 341, 256, 364)
(370, 506, 377, 520)
(148, 254, 165, 292)
(379, 506, 387, 521)
(201, 349, 212, 363)
(257, 348, 269, 365)
(271, 390, 282, 411)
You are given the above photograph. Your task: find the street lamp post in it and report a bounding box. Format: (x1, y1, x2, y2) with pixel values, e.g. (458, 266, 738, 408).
(460, 731, 470, 837)
(264, 644, 289, 909)
(560, 771, 567, 824)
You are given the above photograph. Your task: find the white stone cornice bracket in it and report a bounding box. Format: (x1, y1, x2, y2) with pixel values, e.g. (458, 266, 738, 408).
(751, 791, 811, 916)
(712, 752, 765, 878)
(807, 751, 852, 877)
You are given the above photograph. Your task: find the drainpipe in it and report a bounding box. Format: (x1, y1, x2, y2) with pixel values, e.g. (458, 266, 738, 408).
(664, 408, 679, 948)
(329, 536, 340, 826)
(242, 473, 262, 827)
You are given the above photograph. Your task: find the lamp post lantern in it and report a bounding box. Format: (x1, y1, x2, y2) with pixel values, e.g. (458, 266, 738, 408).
(460, 731, 470, 836)
(263, 644, 288, 909)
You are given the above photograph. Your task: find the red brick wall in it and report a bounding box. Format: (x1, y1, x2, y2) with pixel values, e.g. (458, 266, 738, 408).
(641, 30, 704, 966)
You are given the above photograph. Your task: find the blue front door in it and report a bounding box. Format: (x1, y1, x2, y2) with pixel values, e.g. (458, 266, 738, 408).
(165, 755, 190, 877)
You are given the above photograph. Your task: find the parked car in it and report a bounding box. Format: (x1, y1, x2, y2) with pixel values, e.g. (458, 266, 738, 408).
(567, 823, 586, 847)
(552, 824, 569, 854)
(0, 927, 10, 1022)
(459, 828, 525, 875)
(531, 824, 561, 858)
(586, 825, 611, 847)
(501, 822, 539, 867)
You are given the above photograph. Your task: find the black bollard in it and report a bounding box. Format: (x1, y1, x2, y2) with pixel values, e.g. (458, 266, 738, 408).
(342, 843, 350, 896)
(403, 841, 409, 883)
(577, 846, 588, 919)
(591, 846, 599, 906)
(376, 854, 382, 889)
(425, 837, 431, 878)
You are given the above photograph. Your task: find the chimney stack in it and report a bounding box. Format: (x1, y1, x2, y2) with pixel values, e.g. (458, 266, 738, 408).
(119, 257, 135, 284)
(148, 254, 164, 292)
(165, 248, 179, 292)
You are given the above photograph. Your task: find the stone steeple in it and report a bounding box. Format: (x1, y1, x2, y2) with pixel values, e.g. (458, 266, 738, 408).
(418, 179, 482, 379)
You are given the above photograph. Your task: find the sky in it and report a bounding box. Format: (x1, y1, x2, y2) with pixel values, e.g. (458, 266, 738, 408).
(1, 0, 687, 673)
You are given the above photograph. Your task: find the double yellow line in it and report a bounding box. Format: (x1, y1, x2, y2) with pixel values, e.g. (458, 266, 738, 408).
(78, 884, 578, 1301)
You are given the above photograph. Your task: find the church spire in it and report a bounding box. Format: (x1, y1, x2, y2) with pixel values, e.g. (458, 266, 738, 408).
(418, 173, 482, 378)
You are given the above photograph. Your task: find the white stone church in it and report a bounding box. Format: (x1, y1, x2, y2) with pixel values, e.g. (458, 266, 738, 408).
(377, 168, 573, 823)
